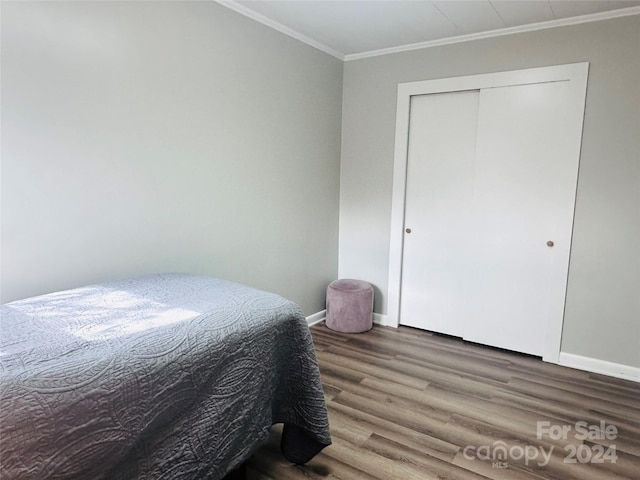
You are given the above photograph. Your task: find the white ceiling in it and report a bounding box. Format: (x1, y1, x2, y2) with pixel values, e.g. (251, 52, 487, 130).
(219, 0, 640, 60)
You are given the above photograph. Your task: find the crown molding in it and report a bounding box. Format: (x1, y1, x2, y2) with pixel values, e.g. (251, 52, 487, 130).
(216, 2, 639, 63)
(215, 0, 345, 60)
(344, 6, 640, 61)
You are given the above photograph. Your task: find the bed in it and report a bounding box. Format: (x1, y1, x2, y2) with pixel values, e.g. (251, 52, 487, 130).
(0, 273, 331, 479)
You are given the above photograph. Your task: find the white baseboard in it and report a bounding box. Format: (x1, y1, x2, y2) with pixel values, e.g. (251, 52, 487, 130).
(559, 352, 640, 383)
(306, 310, 326, 326)
(373, 313, 396, 327)
(306, 310, 395, 328)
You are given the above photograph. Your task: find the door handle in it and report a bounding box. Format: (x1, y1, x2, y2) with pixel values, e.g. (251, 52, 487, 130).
(547, 241, 554, 247)
(405, 228, 412, 234)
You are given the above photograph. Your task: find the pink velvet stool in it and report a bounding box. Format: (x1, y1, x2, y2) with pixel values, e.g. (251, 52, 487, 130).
(326, 279, 374, 333)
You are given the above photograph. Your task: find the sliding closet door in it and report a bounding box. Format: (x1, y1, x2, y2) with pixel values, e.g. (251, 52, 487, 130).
(391, 64, 587, 360)
(400, 91, 479, 336)
(462, 81, 581, 356)
(400, 80, 582, 357)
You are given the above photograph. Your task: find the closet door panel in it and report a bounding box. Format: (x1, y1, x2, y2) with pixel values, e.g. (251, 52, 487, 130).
(463, 81, 580, 356)
(400, 91, 479, 336)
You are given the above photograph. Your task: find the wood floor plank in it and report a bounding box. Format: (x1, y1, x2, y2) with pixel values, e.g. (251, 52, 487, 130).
(317, 349, 429, 390)
(326, 408, 374, 446)
(328, 400, 459, 461)
(326, 343, 396, 363)
(506, 377, 640, 426)
(323, 436, 451, 480)
(363, 433, 491, 480)
(247, 325, 640, 479)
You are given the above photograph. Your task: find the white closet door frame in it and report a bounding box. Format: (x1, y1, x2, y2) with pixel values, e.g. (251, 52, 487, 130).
(387, 63, 589, 363)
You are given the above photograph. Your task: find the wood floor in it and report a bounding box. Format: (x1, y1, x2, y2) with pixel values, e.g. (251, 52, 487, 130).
(246, 324, 640, 480)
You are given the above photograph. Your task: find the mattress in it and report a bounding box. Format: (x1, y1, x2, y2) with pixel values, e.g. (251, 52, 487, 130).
(0, 273, 331, 479)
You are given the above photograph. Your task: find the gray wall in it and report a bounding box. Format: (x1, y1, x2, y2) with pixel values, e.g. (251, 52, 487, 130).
(2, 2, 638, 367)
(339, 16, 640, 367)
(1, 1, 343, 314)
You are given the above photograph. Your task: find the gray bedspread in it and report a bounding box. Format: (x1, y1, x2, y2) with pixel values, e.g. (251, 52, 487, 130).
(0, 274, 331, 479)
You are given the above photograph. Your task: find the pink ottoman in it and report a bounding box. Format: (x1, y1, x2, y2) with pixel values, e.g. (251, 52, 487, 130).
(326, 279, 374, 333)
